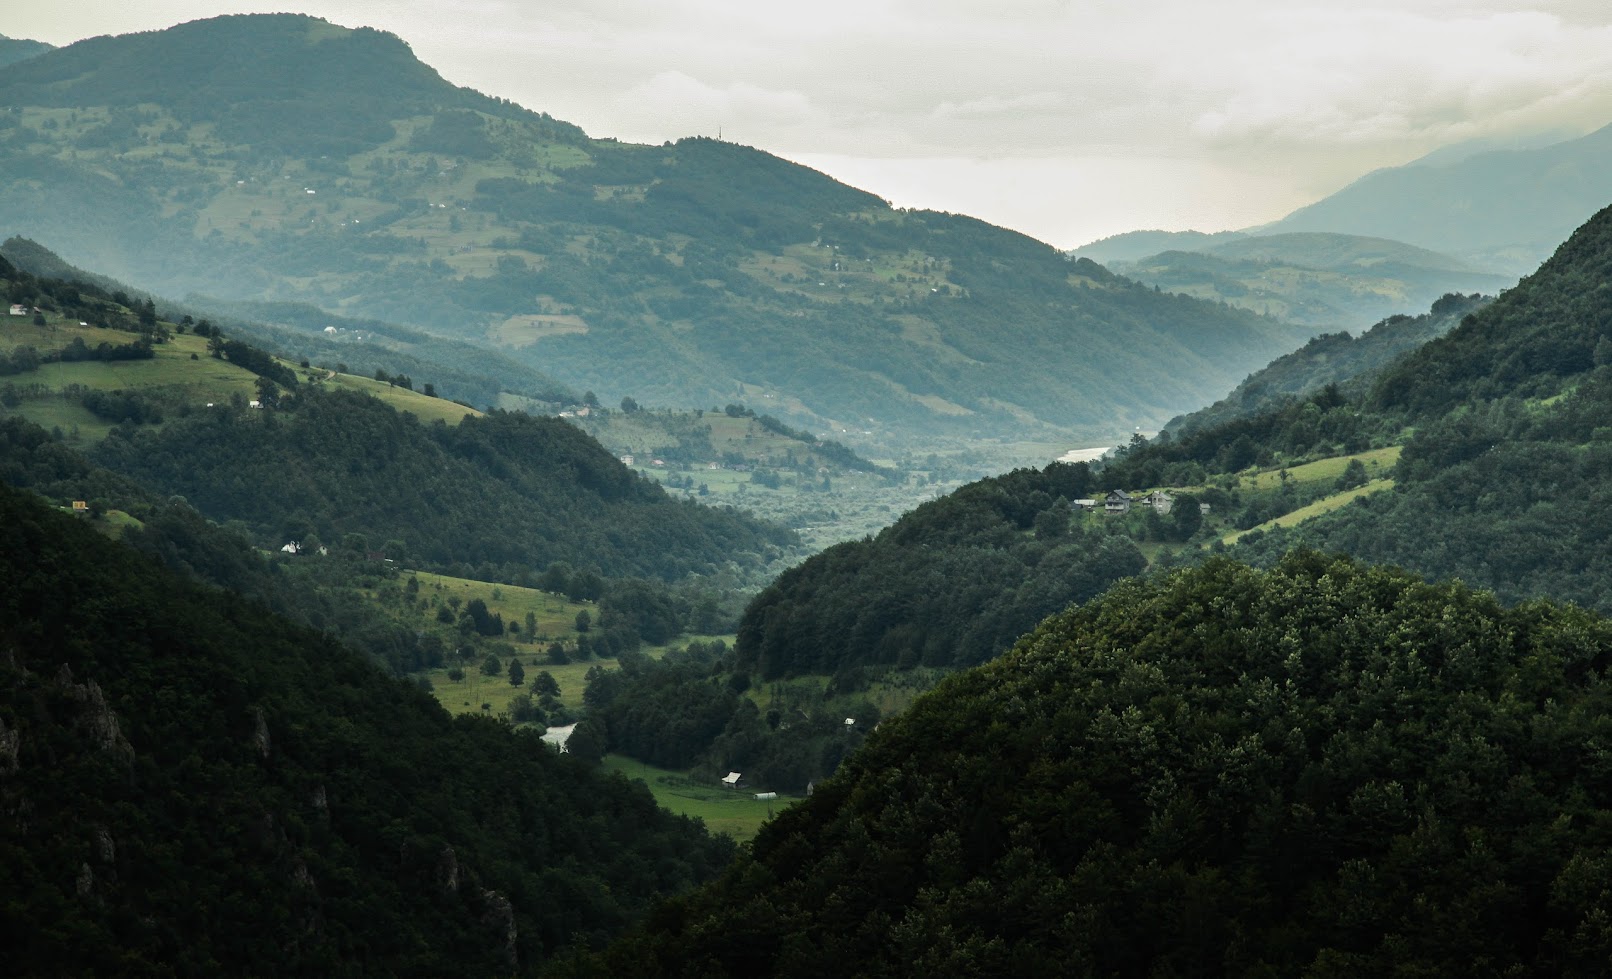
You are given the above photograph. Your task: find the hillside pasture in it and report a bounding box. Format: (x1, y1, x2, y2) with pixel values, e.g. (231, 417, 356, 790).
(316, 371, 479, 424)
(1241, 445, 1402, 490)
(601, 754, 787, 842)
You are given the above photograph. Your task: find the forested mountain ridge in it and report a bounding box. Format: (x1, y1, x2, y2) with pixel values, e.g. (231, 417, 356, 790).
(1095, 201, 1612, 615)
(736, 461, 1147, 680)
(1163, 291, 1490, 437)
(566, 554, 1612, 976)
(91, 386, 797, 583)
(0, 34, 51, 69)
(0, 13, 1304, 444)
(732, 200, 1612, 691)
(0, 481, 735, 975)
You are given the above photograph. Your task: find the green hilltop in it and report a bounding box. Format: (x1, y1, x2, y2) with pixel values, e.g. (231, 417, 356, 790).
(0, 13, 1305, 445)
(570, 553, 1612, 976)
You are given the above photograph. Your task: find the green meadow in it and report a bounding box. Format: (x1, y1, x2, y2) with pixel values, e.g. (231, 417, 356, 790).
(601, 754, 791, 842)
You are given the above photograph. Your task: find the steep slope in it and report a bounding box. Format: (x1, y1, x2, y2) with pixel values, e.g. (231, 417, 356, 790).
(572, 554, 1612, 977)
(0, 481, 733, 975)
(1164, 291, 1490, 437)
(1259, 122, 1612, 274)
(1099, 202, 1612, 614)
(0, 14, 1301, 443)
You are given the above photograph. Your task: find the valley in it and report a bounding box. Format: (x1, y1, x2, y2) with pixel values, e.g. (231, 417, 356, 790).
(7, 9, 1612, 977)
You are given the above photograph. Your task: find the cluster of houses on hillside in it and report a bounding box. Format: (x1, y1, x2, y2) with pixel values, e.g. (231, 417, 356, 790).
(1072, 490, 1211, 516)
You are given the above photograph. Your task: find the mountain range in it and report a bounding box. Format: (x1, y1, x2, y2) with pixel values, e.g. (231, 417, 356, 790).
(0, 14, 1306, 446)
(13, 11, 1612, 977)
(1074, 120, 1612, 333)
(1090, 232, 1511, 331)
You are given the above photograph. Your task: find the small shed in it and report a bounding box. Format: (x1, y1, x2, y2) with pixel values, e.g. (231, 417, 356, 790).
(722, 771, 742, 789)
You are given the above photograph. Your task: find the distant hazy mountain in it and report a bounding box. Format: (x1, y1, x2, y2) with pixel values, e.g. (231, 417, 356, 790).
(0, 34, 51, 69)
(1257, 123, 1612, 274)
(0, 13, 1306, 445)
(1107, 232, 1512, 330)
(1070, 229, 1249, 265)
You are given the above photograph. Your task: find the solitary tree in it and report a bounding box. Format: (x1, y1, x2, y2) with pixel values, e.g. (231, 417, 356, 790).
(507, 658, 525, 687)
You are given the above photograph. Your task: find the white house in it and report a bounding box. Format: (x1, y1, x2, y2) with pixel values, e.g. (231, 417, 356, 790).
(1144, 490, 1174, 514)
(8, 304, 27, 317)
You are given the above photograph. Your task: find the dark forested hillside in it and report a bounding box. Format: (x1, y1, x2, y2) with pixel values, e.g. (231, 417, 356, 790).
(0, 482, 733, 975)
(1097, 201, 1612, 616)
(567, 554, 1612, 977)
(91, 386, 795, 582)
(735, 462, 1146, 679)
(0, 13, 1304, 443)
(1164, 291, 1489, 437)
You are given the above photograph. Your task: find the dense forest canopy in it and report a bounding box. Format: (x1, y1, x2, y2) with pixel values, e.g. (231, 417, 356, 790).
(566, 553, 1612, 976)
(92, 386, 796, 583)
(735, 462, 1146, 680)
(0, 482, 733, 975)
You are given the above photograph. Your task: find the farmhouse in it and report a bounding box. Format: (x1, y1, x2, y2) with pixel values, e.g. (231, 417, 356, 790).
(1144, 490, 1174, 514)
(1104, 490, 1132, 514)
(8, 304, 27, 316)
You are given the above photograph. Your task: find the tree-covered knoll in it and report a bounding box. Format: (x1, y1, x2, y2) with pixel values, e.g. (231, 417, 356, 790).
(0, 481, 734, 975)
(0, 13, 1305, 443)
(0, 34, 51, 70)
(91, 386, 795, 583)
(736, 462, 1146, 680)
(566, 553, 1612, 977)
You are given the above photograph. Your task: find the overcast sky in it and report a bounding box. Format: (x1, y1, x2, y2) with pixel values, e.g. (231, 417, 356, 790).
(8, 1, 1612, 248)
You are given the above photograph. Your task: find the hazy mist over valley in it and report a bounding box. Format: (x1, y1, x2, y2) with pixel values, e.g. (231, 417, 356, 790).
(7, 3, 1612, 975)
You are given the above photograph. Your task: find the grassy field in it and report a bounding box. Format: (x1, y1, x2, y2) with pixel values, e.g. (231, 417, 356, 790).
(317, 372, 480, 424)
(601, 754, 790, 842)
(1, 316, 479, 441)
(1223, 478, 1396, 544)
(1240, 446, 1402, 491)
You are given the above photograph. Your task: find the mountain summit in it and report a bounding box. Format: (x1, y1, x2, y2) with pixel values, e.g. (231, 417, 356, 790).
(0, 14, 1304, 444)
